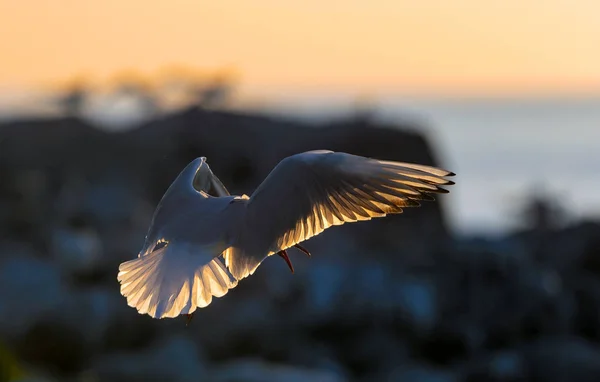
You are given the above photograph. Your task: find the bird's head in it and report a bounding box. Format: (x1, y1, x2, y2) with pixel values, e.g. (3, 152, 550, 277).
(138, 157, 231, 255)
(191, 157, 230, 197)
(191, 157, 212, 192)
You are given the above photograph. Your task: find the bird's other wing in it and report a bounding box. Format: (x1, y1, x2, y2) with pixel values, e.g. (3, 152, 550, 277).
(225, 150, 455, 280)
(118, 241, 237, 319)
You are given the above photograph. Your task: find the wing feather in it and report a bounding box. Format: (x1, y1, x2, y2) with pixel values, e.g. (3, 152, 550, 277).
(226, 151, 455, 279)
(117, 243, 238, 319)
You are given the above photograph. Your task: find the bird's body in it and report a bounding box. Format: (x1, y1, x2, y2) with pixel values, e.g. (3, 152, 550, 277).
(118, 150, 455, 320)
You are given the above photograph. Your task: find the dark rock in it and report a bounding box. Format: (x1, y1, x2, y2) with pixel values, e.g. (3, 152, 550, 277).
(14, 321, 89, 377)
(87, 335, 205, 382)
(385, 363, 459, 382)
(0, 256, 65, 338)
(523, 337, 600, 382)
(209, 358, 346, 382)
(0, 109, 451, 251)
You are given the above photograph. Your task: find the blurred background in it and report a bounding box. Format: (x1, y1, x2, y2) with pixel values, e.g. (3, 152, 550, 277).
(1, 1, 599, 381)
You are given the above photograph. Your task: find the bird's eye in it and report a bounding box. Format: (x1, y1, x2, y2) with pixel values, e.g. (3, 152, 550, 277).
(154, 239, 168, 250)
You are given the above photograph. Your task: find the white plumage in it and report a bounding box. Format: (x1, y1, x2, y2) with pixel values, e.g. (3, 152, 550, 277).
(117, 150, 455, 319)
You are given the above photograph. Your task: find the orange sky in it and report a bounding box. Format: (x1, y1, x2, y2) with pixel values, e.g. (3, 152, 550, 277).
(1, 0, 600, 97)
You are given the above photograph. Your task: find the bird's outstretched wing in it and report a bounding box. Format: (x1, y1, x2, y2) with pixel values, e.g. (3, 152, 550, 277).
(225, 150, 455, 279)
(118, 242, 237, 319)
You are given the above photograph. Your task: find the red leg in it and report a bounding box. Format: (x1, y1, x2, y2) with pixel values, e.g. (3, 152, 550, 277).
(185, 313, 194, 326)
(294, 244, 312, 257)
(277, 250, 295, 273)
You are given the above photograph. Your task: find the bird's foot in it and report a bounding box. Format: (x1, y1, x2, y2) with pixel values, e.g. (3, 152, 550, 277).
(277, 244, 312, 273)
(277, 250, 294, 273)
(185, 313, 194, 326)
(293, 244, 311, 257)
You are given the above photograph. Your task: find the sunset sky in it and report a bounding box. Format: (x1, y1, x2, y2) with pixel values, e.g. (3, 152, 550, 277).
(1, 0, 600, 98)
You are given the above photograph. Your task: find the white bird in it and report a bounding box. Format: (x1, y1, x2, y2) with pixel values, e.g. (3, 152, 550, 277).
(117, 150, 455, 321)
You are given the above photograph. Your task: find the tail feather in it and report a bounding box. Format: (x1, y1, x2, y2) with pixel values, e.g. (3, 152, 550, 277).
(117, 244, 238, 319)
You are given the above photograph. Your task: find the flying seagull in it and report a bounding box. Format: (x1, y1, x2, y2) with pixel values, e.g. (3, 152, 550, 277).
(117, 150, 455, 321)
